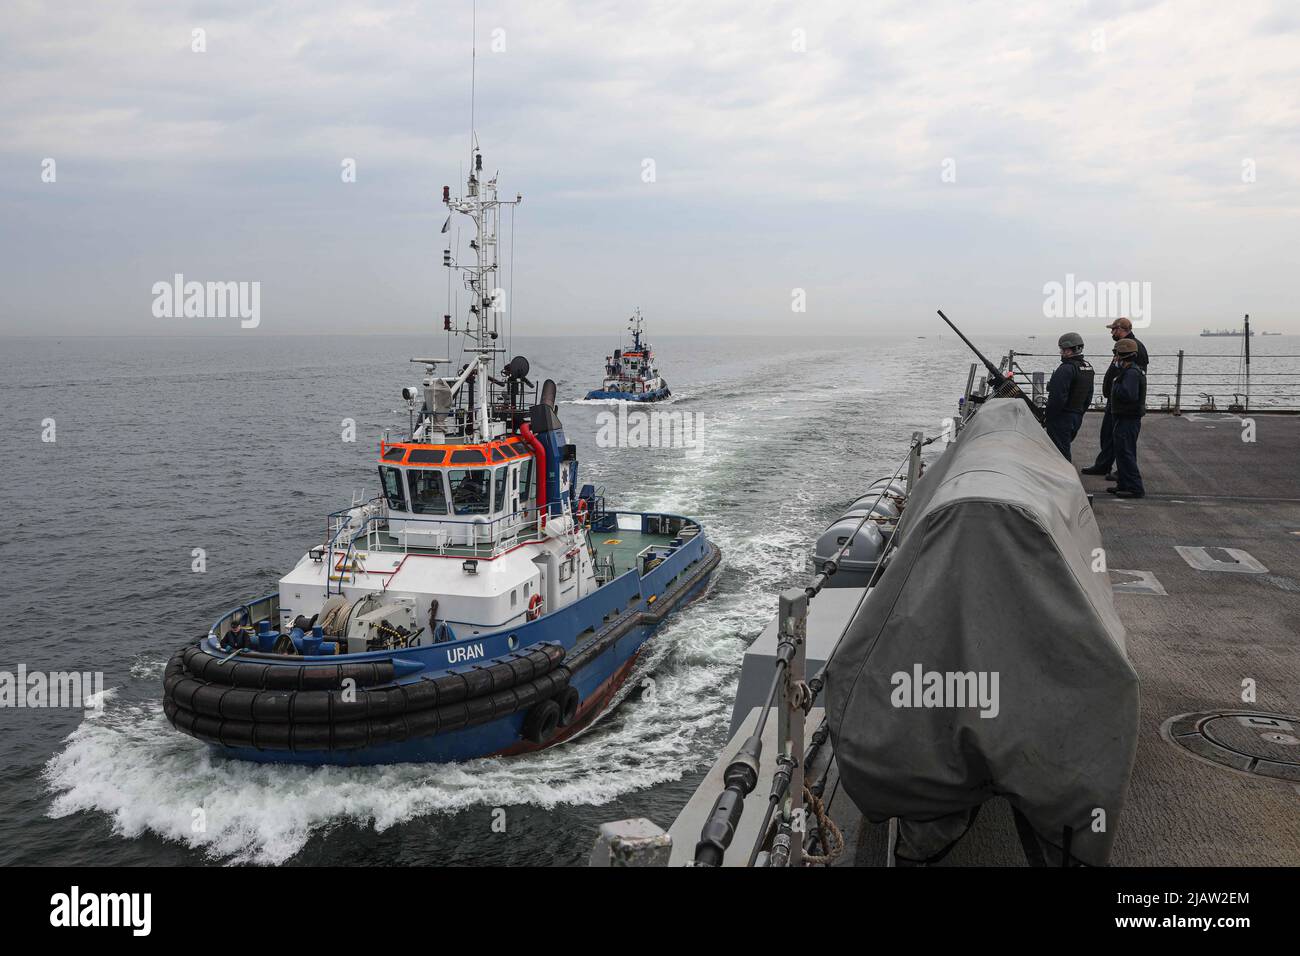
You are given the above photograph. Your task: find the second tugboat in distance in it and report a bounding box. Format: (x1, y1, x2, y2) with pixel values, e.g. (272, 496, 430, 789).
(584, 308, 672, 402)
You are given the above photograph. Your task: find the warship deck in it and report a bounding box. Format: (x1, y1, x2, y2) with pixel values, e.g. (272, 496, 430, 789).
(669, 412, 1299, 866)
(830, 411, 1300, 865)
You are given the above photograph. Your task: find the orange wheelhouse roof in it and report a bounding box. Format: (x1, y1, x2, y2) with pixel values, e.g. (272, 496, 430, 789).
(378, 436, 529, 466)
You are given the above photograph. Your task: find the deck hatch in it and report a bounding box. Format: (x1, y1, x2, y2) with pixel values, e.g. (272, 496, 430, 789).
(1162, 711, 1300, 783)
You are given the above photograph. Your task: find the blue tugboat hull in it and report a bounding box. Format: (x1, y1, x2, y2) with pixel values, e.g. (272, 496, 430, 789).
(583, 387, 672, 402)
(165, 513, 717, 766)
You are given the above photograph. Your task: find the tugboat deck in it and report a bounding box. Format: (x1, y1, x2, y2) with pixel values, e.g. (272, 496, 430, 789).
(589, 527, 681, 576)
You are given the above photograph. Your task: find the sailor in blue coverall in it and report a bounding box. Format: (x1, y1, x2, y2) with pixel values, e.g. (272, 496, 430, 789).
(1044, 332, 1094, 461)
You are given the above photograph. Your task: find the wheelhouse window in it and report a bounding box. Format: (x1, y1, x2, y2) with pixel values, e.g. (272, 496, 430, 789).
(493, 466, 508, 513)
(519, 458, 534, 506)
(449, 468, 491, 515)
(408, 448, 446, 465)
(409, 469, 449, 514)
(379, 466, 407, 511)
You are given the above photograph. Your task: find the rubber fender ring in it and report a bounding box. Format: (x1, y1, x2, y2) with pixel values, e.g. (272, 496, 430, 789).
(557, 686, 580, 727)
(522, 699, 561, 744)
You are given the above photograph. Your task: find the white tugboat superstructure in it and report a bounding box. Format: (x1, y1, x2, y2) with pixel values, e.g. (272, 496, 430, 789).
(275, 145, 600, 648)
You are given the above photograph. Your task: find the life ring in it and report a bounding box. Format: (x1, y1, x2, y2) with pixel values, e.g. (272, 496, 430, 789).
(575, 498, 588, 525)
(526, 593, 544, 621)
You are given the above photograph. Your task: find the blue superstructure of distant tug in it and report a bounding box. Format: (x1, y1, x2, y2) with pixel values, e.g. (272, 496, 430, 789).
(162, 139, 718, 766)
(584, 308, 672, 402)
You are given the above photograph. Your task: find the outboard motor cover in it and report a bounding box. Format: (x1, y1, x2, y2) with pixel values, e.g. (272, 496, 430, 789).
(845, 495, 900, 521)
(813, 517, 885, 587)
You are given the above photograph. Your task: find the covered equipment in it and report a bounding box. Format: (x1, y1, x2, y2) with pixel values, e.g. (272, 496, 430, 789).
(825, 399, 1140, 865)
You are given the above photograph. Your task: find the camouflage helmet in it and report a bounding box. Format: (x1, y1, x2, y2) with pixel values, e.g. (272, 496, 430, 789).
(1113, 338, 1139, 356)
(1058, 332, 1084, 351)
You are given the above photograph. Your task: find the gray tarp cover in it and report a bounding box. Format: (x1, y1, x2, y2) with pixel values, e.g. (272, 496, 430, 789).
(825, 399, 1139, 865)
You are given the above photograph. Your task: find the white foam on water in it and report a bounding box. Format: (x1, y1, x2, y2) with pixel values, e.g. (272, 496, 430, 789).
(42, 346, 887, 865)
(130, 655, 168, 680)
(43, 619, 747, 866)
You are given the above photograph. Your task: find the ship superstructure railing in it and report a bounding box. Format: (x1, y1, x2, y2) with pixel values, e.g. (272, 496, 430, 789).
(320, 504, 566, 591)
(691, 433, 933, 868)
(1003, 349, 1300, 414)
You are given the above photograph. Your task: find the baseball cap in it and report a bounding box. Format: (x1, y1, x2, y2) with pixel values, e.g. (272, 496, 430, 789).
(1105, 317, 1133, 331)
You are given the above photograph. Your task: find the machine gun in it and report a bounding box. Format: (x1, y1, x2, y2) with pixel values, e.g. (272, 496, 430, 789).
(937, 309, 1045, 425)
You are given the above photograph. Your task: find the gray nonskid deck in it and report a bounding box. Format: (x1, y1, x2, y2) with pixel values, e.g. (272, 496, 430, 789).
(834, 412, 1300, 866)
(1074, 412, 1299, 866)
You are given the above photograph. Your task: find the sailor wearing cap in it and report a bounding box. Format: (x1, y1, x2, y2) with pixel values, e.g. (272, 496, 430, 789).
(1044, 332, 1094, 460)
(1081, 317, 1148, 478)
(1107, 338, 1146, 498)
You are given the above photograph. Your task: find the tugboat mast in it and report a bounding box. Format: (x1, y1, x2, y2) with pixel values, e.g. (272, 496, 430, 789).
(425, 8, 522, 446)
(629, 307, 645, 353)
(441, 148, 522, 442)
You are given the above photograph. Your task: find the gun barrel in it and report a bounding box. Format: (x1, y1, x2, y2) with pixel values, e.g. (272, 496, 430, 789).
(936, 309, 1044, 424)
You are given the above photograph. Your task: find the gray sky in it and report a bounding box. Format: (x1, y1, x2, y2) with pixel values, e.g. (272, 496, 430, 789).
(2, 0, 1298, 336)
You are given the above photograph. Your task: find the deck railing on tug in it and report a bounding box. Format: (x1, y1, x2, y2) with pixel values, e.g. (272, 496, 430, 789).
(320, 492, 620, 595)
(321, 503, 565, 592)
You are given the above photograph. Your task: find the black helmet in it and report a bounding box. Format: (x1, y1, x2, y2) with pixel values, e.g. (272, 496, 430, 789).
(1058, 331, 1084, 352)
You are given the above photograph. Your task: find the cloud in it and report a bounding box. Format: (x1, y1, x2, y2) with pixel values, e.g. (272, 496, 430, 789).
(2, 0, 1298, 334)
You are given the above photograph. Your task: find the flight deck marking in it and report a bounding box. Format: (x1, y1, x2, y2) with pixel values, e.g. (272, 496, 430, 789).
(1175, 546, 1268, 574)
(1111, 569, 1167, 595)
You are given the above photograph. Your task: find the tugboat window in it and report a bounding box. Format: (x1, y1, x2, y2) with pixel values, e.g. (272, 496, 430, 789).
(450, 448, 488, 465)
(449, 468, 491, 515)
(494, 466, 508, 513)
(379, 466, 408, 510)
(520, 459, 534, 504)
(408, 448, 446, 465)
(409, 469, 449, 514)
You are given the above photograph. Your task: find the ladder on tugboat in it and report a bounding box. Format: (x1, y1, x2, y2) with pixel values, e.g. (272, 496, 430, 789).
(328, 546, 365, 592)
(326, 491, 375, 596)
